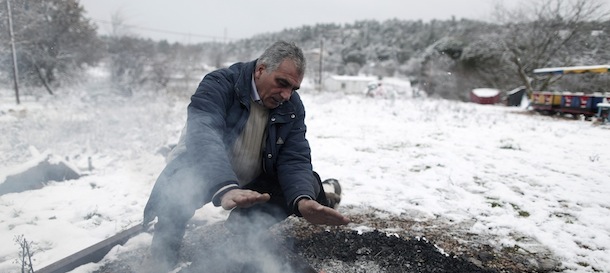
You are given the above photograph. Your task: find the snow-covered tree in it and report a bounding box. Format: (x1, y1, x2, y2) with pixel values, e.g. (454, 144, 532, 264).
(0, 0, 101, 93)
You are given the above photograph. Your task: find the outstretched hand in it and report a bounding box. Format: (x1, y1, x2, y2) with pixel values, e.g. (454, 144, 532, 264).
(298, 199, 350, 226)
(220, 189, 271, 210)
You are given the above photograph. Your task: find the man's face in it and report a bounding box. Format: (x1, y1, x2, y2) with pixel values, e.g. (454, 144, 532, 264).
(254, 59, 303, 109)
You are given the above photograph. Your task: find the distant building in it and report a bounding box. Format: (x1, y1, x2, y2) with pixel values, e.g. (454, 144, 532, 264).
(324, 75, 377, 94)
(591, 30, 604, 36)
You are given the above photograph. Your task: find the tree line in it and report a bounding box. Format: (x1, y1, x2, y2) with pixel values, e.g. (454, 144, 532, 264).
(0, 0, 609, 102)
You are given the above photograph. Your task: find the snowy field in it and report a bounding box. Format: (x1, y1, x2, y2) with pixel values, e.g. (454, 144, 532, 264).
(1, 71, 609, 273)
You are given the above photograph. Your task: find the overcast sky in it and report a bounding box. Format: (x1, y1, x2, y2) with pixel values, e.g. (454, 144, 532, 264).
(79, 0, 513, 44)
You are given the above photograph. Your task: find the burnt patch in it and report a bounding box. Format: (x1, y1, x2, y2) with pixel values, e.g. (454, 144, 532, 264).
(181, 223, 496, 273)
(294, 229, 496, 273)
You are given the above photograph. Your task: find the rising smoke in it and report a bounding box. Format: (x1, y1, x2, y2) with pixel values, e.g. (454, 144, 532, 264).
(173, 208, 316, 273)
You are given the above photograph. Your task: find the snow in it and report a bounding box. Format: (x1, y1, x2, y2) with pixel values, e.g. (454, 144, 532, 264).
(471, 88, 500, 97)
(1, 68, 610, 273)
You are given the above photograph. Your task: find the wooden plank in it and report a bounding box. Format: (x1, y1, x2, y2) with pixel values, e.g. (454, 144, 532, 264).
(36, 224, 144, 273)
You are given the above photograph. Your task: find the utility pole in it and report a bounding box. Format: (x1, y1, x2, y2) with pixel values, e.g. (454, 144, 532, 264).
(318, 39, 323, 92)
(6, 0, 20, 104)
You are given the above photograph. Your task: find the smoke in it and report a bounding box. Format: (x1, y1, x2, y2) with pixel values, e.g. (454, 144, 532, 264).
(179, 208, 315, 273)
(145, 163, 319, 273)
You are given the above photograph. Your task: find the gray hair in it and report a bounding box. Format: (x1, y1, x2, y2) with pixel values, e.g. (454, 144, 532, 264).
(258, 41, 306, 77)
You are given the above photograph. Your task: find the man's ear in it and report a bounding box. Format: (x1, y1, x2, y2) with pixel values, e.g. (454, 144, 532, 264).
(254, 64, 266, 79)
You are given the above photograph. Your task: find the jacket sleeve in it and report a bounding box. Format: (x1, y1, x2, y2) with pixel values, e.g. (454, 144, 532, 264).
(143, 68, 243, 225)
(182, 71, 241, 199)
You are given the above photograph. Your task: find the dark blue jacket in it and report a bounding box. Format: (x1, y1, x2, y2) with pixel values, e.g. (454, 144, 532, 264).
(143, 60, 318, 225)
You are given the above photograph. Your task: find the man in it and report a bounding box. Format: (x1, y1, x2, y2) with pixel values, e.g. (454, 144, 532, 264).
(143, 41, 350, 270)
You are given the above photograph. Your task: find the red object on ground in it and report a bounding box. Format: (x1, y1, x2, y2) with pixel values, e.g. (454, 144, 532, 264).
(470, 88, 501, 104)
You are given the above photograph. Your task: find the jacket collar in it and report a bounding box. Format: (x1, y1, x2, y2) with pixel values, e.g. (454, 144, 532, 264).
(234, 60, 257, 107)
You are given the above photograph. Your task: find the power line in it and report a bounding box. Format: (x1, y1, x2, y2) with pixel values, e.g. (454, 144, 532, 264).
(90, 18, 234, 42)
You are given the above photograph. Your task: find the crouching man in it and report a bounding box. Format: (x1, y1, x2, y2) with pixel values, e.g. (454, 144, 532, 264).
(142, 40, 349, 271)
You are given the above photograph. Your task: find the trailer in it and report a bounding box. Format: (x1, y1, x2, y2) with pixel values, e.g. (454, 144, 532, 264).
(530, 65, 610, 118)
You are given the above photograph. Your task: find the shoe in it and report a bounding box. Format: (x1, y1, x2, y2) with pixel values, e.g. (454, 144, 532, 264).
(322, 179, 342, 209)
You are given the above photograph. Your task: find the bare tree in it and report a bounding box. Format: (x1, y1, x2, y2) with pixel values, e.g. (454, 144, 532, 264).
(110, 11, 133, 38)
(493, 0, 609, 94)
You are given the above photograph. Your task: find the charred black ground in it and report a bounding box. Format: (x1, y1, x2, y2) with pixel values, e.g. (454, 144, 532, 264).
(293, 229, 496, 273)
(92, 208, 561, 273)
(179, 225, 497, 273)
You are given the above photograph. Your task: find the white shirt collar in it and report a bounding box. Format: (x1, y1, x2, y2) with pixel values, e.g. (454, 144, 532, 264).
(251, 75, 262, 105)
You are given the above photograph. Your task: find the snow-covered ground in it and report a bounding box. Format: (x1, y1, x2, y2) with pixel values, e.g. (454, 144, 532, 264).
(1, 69, 609, 273)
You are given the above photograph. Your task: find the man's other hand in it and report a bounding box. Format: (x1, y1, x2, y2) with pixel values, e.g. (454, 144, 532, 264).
(220, 189, 270, 210)
(298, 199, 350, 226)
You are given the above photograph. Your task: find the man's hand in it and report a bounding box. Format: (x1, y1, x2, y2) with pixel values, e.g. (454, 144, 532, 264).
(298, 199, 350, 226)
(220, 189, 270, 210)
